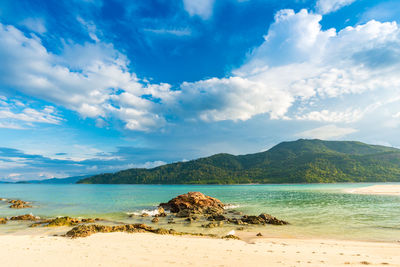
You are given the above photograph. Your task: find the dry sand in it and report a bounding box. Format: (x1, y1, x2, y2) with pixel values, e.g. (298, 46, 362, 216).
(1, 232, 399, 267)
(346, 185, 400, 196)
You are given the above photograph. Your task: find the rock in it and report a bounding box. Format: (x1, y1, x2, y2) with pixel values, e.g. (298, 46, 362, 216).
(256, 232, 263, 236)
(65, 223, 217, 239)
(228, 218, 244, 225)
(236, 227, 245, 231)
(81, 218, 96, 223)
(207, 214, 226, 221)
(152, 228, 170, 235)
(151, 217, 159, 223)
(258, 213, 289, 225)
(45, 217, 81, 227)
(241, 215, 265, 225)
(202, 221, 224, 228)
(159, 192, 224, 218)
(0, 218, 7, 224)
(141, 213, 149, 217)
(222, 234, 240, 240)
(155, 207, 167, 217)
(10, 214, 38, 221)
(240, 214, 289, 225)
(8, 200, 32, 209)
(176, 209, 191, 218)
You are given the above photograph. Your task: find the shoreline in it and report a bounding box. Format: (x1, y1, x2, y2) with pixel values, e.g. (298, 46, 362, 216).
(1, 232, 399, 267)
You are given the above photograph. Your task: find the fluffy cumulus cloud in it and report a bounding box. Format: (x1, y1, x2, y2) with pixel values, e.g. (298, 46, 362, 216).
(178, 9, 400, 126)
(1, 7, 400, 133)
(0, 23, 174, 131)
(315, 0, 357, 14)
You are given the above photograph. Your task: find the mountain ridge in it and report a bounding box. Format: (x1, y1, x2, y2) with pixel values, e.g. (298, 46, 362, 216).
(78, 139, 400, 184)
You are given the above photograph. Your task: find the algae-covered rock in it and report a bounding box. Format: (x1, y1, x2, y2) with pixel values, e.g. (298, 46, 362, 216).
(46, 217, 81, 227)
(10, 214, 38, 221)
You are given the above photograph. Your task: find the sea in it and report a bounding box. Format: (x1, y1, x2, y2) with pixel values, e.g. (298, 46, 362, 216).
(0, 183, 399, 242)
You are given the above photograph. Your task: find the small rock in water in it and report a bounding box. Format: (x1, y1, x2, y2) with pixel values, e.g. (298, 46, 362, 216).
(141, 213, 149, 217)
(0, 217, 7, 224)
(256, 232, 263, 237)
(8, 199, 32, 209)
(151, 217, 159, 223)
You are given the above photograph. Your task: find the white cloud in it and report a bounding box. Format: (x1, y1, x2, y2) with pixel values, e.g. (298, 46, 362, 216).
(2, 8, 400, 131)
(316, 0, 357, 14)
(0, 98, 62, 129)
(143, 28, 192, 37)
(176, 9, 400, 123)
(297, 124, 358, 139)
(182, 0, 215, 19)
(0, 23, 173, 131)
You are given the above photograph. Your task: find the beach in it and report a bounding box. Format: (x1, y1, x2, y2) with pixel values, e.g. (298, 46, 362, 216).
(346, 185, 400, 196)
(1, 232, 399, 267)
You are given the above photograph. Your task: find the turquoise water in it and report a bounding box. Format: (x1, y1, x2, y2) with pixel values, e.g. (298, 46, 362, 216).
(1, 183, 400, 241)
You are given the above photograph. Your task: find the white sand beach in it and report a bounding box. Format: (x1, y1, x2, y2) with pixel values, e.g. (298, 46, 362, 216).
(346, 185, 400, 196)
(1, 233, 399, 267)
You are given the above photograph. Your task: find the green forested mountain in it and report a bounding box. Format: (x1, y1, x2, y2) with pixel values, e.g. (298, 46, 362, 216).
(78, 139, 400, 184)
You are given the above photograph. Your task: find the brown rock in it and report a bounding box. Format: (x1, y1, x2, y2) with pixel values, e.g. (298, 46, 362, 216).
(256, 232, 263, 236)
(202, 221, 224, 228)
(8, 200, 32, 209)
(0, 218, 7, 224)
(151, 217, 159, 223)
(141, 213, 149, 217)
(222, 234, 240, 240)
(258, 213, 289, 225)
(10, 214, 38, 221)
(159, 192, 224, 217)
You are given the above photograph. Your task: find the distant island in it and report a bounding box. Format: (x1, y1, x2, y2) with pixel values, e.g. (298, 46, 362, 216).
(78, 139, 400, 184)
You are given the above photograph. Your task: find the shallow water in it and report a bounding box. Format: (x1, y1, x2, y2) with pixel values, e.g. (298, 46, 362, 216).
(1, 183, 399, 241)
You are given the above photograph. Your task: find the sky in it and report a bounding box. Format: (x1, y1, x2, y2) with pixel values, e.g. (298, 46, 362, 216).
(1, 0, 400, 181)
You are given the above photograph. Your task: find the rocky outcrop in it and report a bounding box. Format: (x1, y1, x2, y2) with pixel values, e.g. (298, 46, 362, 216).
(8, 200, 32, 209)
(159, 192, 224, 217)
(65, 223, 218, 239)
(30, 217, 99, 227)
(10, 214, 38, 221)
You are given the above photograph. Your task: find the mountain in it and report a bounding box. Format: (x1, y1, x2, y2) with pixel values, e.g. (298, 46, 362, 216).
(78, 139, 400, 184)
(18, 175, 89, 184)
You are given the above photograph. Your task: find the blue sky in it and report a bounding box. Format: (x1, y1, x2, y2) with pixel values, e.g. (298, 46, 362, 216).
(1, 0, 400, 181)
